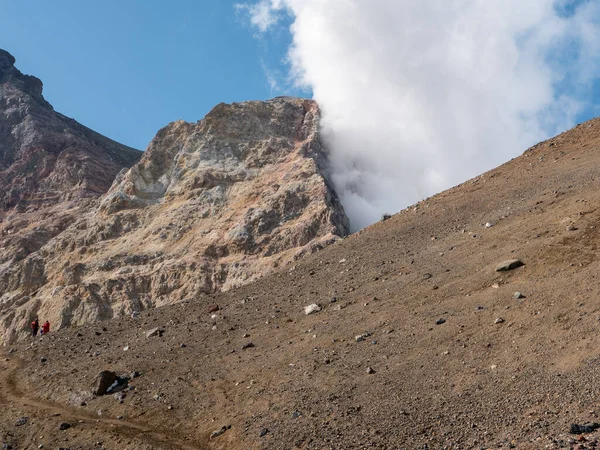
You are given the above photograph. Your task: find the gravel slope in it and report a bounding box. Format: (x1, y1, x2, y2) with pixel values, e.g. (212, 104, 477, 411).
(3, 118, 600, 449)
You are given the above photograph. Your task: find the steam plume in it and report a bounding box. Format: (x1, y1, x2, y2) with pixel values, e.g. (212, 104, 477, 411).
(239, 0, 600, 230)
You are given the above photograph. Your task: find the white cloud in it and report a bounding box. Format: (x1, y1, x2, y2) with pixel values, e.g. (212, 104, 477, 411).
(240, 0, 600, 231)
(235, 0, 285, 33)
(261, 60, 281, 93)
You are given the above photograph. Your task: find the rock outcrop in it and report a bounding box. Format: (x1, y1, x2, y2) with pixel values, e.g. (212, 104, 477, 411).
(1, 95, 349, 343)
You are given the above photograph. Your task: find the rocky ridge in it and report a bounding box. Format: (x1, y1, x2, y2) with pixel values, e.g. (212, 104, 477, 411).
(0, 48, 141, 266)
(1, 95, 349, 343)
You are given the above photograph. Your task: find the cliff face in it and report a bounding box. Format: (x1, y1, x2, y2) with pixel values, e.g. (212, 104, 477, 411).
(0, 49, 142, 266)
(1, 96, 349, 343)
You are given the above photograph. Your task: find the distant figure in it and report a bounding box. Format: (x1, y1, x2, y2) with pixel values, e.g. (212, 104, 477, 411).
(42, 320, 50, 335)
(31, 318, 39, 337)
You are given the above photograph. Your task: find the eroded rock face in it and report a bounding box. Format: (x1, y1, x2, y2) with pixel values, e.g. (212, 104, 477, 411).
(0, 49, 141, 209)
(1, 96, 349, 343)
(0, 49, 142, 343)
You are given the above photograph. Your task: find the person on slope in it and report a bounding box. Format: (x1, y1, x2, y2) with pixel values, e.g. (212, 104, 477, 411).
(41, 320, 50, 335)
(31, 318, 39, 337)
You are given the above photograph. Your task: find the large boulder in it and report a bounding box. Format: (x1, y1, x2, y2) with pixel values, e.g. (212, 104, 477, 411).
(495, 259, 525, 272)
(92, 371, 118, 396)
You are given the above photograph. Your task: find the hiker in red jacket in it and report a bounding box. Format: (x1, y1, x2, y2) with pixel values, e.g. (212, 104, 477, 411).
(41, 320, 50, 335)
(31, 318, 39, 337)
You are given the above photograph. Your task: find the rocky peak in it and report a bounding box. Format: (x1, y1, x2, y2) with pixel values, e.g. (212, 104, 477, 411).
(102, 97, 341, 212)
(0, 48, 141, 210)
(0, 49, 45, 101)
(0, 49, 16, 71)
(0, 96, 349, 343)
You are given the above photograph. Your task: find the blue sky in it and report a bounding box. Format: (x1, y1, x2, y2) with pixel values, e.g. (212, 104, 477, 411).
(1, 1, 598, 153)
(0, 1, 298, 150)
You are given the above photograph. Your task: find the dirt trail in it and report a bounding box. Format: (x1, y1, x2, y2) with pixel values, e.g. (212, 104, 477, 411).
(0, 357, 206, 450)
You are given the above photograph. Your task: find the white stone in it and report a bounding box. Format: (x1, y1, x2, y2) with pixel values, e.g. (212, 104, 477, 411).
(304, 304, 322, 315)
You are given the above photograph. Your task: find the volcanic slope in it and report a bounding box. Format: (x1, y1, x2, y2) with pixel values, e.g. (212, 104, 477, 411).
(4, 117, 600, 449)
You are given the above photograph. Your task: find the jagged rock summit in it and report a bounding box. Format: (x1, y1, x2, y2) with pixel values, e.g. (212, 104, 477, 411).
(0, 49, 141, 209)
(0, 48, 142, 265)
(1, 95, 349, 343)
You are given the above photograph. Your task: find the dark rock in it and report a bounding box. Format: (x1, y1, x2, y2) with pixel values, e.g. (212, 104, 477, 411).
(59, 422, 71, 430)
(40, 357, 46, 363)
(92, 371, 118, 396)
(381, 213, 392, 221)
(495, 259, 525, 272)
(355, 331, 372, 342)
(571, 423, 600, 434)
(130, 371, 140, 378)
(0, 49, 16, 68)
(423, 273, 433, 280)
(436, 318, 446, 325)
(242, 342, 255, 350)
(207, 304, 220, 313)
(210, 425, 231, 440)
(15, 416, 28, 426)
(259, 428, 269, 437)
(366, 366, 376, 374)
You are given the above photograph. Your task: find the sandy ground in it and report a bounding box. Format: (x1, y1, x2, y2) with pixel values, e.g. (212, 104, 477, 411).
(3, 118, 600, 449)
